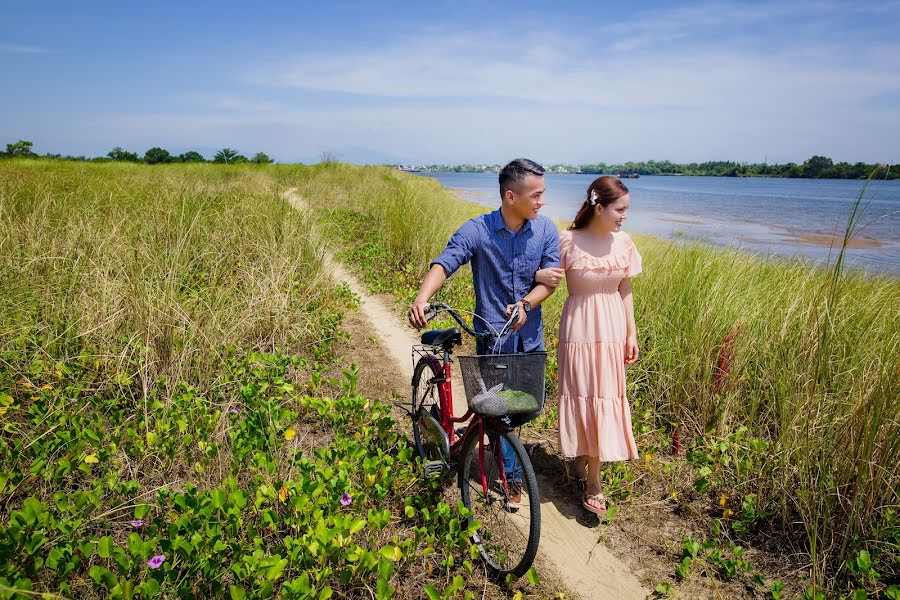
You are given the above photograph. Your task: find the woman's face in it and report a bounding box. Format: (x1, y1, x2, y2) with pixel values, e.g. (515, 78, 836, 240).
(596, 193, 630, 233)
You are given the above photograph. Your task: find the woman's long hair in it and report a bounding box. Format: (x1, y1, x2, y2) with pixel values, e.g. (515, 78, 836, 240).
(569, 176, 629, 230)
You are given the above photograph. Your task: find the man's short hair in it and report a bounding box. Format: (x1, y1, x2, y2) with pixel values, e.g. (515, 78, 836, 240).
(499, 158, 545, 197)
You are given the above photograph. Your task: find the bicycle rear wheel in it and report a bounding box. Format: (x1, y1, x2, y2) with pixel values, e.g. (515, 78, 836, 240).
(458, 425, 540, 578)
(411, 358, 441, 461)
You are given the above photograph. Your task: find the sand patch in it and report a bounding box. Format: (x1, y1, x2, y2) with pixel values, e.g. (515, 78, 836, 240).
(659, 216, 702, 225)
(779, 232, 884, 249)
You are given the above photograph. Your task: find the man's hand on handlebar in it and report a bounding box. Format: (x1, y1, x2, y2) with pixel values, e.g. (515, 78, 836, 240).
(408, 297, 432, 329)
(505, 301, 527, 332)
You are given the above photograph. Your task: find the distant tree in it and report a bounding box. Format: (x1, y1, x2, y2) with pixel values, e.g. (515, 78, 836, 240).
(251, 152, 273, 165)
(6, 140, 37, 158)
(107, 147, 140, 162)
(214, 148, 244, 164)
(144, 147, 172, 164)
(320, 151, 340, 164)
(802, 155, 834, 178)
(178, 151, 205, 163)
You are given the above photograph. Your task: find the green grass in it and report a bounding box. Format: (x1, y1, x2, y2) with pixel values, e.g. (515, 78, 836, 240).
(291, 162, 900, 596)
(0, 161, 531, 599)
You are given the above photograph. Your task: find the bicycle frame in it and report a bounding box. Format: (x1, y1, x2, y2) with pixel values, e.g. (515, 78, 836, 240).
(418, 348, 512, 496)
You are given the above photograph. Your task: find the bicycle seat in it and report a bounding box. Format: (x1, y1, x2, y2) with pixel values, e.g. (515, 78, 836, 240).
(421, 327, 462, 347)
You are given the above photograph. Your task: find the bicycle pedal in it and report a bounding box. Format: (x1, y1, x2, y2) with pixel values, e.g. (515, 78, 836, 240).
(423, 460, 447, 477)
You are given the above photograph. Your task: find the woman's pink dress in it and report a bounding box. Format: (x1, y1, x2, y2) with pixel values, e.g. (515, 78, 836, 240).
(557, 229, 642, 460)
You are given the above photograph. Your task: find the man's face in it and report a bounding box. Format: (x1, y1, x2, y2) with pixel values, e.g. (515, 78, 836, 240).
(506, 174, 545, 220)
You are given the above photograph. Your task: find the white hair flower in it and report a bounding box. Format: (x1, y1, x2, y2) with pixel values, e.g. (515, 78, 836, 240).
(588, 189, 599, 205)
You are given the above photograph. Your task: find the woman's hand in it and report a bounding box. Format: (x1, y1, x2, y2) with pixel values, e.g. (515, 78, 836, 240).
(624, 334, 639, 365)
(535, 267, 565, 287)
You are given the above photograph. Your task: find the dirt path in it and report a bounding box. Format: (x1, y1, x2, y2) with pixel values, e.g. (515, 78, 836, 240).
(284, 188, 650, 600)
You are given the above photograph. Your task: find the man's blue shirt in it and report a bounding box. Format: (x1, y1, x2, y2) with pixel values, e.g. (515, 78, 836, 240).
(431, 208, 560, 353)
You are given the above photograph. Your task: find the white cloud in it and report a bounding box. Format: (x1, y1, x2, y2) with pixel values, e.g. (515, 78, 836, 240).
(218, 1, 900, 162)
(0, 43, 51, 54)
(211, 97, 280, 112)
(10, 1, 899, 163)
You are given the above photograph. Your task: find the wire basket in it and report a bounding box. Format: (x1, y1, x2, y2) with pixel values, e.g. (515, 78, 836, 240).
(457, 353, 547, 417)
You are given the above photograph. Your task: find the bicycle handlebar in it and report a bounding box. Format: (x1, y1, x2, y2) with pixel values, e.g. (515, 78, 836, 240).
(425, 302, 518, 341)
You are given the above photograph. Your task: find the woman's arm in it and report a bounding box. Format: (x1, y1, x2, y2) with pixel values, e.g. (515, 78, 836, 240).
(619, 277, 639, 365)
(535, 267, 565, 287)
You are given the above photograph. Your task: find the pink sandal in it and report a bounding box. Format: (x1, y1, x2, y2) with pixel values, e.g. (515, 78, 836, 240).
(582, 492, 607, 516)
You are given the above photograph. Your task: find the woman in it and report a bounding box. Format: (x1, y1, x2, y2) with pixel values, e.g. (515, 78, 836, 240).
(537, 176, 641, 515)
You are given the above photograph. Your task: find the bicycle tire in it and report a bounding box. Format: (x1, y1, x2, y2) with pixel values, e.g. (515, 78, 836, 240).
(411, 358, 441, 461)
(458, 426, 540, 578)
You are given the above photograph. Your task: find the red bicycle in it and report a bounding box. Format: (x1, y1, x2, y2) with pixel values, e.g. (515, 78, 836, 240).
(411, 302, 544, 577)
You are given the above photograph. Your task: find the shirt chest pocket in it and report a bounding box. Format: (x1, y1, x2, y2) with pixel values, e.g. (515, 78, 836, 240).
(522, 237, 543, 270)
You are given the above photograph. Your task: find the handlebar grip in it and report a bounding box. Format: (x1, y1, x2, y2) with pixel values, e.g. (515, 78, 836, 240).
(424, 304, 438, 322)
(508, 303, 520, 322)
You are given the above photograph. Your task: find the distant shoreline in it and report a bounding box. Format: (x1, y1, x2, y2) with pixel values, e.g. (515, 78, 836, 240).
(394, 157, 898, 181)
(405, 170, 896, 182)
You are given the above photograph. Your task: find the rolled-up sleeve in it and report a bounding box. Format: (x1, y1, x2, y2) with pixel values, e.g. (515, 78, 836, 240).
(431, 219, 480, 277)
(539, 220, 561, 269)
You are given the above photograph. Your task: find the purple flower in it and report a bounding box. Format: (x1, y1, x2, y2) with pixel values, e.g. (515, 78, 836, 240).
(229, 407, 241, 414)
(69, 398, 77, 404)
(340, 493, 352, 506)
(620, 479, 628, 487)
(148, 555, 165, 569)
(129, 519, 144, 528)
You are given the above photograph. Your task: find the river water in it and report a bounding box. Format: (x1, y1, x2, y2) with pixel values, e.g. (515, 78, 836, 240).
(419, 173, 900, 275)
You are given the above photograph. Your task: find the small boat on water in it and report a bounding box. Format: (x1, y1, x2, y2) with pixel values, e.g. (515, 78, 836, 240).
(617, 173, 640, 179)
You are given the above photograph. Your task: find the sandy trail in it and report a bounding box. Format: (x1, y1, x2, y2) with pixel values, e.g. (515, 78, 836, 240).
(284, 188, 650, 600)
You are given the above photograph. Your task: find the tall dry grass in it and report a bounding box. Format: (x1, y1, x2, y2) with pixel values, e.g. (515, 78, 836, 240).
(0, 160, 340, 396)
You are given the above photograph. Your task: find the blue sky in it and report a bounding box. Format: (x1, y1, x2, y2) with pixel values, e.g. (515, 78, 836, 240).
(2, 0, 899, 164)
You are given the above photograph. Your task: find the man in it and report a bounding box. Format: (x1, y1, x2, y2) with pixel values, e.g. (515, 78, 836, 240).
(408, 158, 560, 509)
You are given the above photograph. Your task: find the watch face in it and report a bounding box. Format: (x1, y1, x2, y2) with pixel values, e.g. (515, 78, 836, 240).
(522, 301, 531, 313)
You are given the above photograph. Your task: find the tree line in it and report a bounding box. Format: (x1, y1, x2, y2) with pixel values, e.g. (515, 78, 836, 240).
(4, 140, 895, 179)
(565, 157, 897, 179)
(412, 156, 898, 180)
(0, 140, 273, 165)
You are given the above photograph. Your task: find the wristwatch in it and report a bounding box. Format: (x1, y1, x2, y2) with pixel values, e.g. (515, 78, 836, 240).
(521, 299, 532, 313)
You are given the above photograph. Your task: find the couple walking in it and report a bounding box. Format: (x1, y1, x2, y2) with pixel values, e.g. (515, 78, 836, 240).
(407, 158, 642, 516)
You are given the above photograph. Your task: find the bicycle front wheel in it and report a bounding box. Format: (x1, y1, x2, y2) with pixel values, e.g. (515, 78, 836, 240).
(458, 425, 540, 578)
